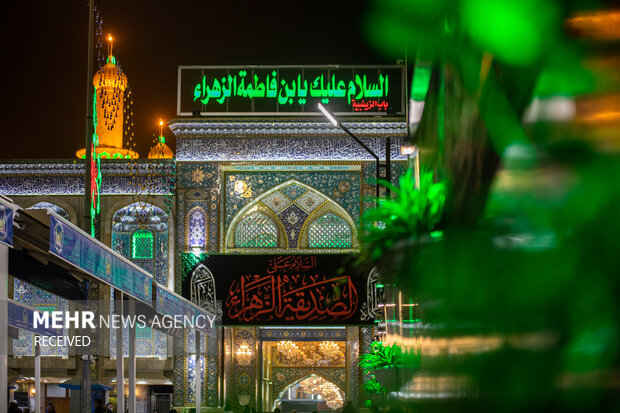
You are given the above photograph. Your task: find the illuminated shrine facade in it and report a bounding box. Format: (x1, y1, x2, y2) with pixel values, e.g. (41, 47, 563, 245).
(0, 65, 408, 410)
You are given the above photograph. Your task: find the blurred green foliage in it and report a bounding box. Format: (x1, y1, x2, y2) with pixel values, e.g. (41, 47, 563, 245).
(461, 0, 560, 65)
(362, 168, 445, 262)
(359, 341, 402, 374)
(360, 0, 619, 411)
(363, 375, 386, 395)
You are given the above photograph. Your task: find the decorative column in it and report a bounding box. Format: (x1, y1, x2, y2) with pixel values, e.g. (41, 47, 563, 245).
(359, 326, 374, 406)
(232, 327, 257, 409)
(196, 331, 202, 413)
(346, 327, 360, 405)
(206, 329, 220, 405)
(173, 189, 186, 407)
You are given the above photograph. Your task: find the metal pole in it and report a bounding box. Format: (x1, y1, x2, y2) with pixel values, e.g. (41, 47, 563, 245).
(318, 104, 383, 204)
(386, 137, 391, 198)
(116, 290, 125, 413)
(375, 162, 380, 200)
(83, 0, 95, 233)
(35, 339, 41, 413)
(81, 286, 92, 413)
(338, 123, 380, 164)
(195, 331, 202, 413)
(0, 245, 8, 413)
(128, 300, 136, 413)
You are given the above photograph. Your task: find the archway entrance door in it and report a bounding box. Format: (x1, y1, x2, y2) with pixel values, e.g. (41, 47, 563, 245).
(262, 340, 346, 412)
(274, 374, 345, 413)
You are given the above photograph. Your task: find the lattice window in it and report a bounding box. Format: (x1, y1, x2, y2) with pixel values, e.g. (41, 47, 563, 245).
(308, 213, 352, 248)
(235, 212, 278, 248)
(188, 208, 207, 248)
(132, 229, 154, 260)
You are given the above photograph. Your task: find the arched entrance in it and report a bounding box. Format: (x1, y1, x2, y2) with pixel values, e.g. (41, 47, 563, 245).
(274, 374, 345, 412)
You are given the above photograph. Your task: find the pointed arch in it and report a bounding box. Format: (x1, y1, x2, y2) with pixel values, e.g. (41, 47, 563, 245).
(186, 206, 208, 250)
(112, 201, 168, 232)
(225, 204, 288, 251)
(226, 180, 357, 252)
(191, 263, 218, 314)
(273, 373, 345, 411)
(109, 202, 169, 359)
(26, 201, 70, 221)
(111, 201, 169, 284)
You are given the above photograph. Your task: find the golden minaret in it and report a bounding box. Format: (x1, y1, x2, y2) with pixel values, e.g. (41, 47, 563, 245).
(76, 35, 138, 159)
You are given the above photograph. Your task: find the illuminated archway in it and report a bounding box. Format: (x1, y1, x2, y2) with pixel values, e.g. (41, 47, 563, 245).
(273, 373, 345, 411)
(111, 201, 168, 284)
(186, 206, 207, 250)
(110, 202, 169, 359)
(226, 180, 357, 252)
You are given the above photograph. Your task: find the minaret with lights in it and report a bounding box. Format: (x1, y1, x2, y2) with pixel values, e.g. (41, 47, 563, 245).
(76, 35, 138, 159)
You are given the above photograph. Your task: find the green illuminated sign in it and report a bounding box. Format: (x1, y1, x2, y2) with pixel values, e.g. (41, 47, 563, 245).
(178, 66, 404, 115)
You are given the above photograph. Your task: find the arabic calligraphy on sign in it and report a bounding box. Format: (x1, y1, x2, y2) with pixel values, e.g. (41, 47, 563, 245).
(193, 70, 390, 109)
(226, 255, 358, 323)
(266, 255, 317, 274)
(351, 99, 389, 111)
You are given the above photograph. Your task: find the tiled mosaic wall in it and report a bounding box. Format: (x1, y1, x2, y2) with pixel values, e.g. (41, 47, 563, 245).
(12, 279, 69, 357)
(222, 165, 362, 228)
(174, 160, 407, 407)
(109, 202, 170, 359)
(232, 328, 257, 408)
(109, 289, 168, 359)
(176, 162, 382, 255)
(346, 327, 361, 404)
(111, 230, 169, 285)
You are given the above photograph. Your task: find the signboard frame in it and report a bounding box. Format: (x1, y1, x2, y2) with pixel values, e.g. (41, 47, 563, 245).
(0, 198, 14, 248)
(47, 211, 153, 305)
(155, 282, 217, 336)
(182, 254, 380, 326)
(177, 64, 406, 116)
(7, 299, 64, 337)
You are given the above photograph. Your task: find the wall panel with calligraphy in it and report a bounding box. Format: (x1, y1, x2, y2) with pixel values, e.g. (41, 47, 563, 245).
(183, 254, 381, 326)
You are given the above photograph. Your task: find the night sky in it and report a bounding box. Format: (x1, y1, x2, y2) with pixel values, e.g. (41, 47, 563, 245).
(1, 0, 392, 159)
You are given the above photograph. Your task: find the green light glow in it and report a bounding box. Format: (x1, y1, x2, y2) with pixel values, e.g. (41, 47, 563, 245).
(411, 63, 431, 101)
(438, 65, 445, 160)
(132, 229, 154, 260)
(461, 0, 559, 65)
(159, 135, 165, 144)
(430, 230, 443, 239)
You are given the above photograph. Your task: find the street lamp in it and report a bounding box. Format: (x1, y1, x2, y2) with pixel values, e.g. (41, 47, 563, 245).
(317, 103, 387, 201)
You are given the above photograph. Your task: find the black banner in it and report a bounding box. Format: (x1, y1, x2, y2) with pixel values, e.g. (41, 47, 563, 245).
(183, 254, 382, 325)
(178, 65, 404, 115)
